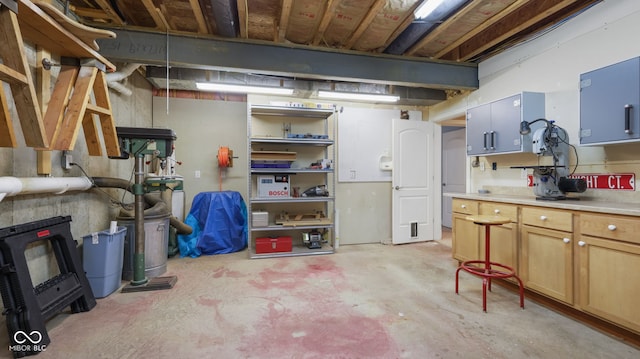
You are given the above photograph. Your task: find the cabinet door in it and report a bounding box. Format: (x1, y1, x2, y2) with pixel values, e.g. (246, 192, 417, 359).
(580, 57, 640, 144)
(478, 202, 518, 273)
(490, 94, 523, 153)
(479, 224, 518, 274)
(452, 213, 479, 262)
(466, 103, 491, 155)
(577, 236, 640, 333)
(521, 225, 573, 304)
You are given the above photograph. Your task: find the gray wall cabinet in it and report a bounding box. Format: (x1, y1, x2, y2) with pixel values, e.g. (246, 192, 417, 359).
(466, 92, 545, 156)
(580, 57, 640, 145)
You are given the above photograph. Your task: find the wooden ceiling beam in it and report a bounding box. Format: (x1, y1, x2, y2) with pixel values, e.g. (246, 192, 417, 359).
(452, 0, 587, 62)
(277, 0, 293, 42)
(187, 0, 208, 34)
(432, 0, 532, 59)
(382, 2, 424, 50)
(344, 0, 386, 50)
(406, 0, 530, 57)
(69, 6, 115, 21)
(140, 0, 167, 31)
(236, 0, 248, 38)
(312, 0, 339, 46)
(92, 0, 125, 25)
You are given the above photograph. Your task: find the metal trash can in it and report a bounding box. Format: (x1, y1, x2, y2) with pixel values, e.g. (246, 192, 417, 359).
(117, 213, 170, 280)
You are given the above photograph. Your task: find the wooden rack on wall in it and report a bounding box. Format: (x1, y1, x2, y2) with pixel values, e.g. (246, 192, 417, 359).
(0, 0, 120, 157)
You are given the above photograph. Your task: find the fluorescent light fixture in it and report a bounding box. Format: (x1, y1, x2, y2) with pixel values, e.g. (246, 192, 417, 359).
(414, 0, 444, 19)
(196, 82, 294, 95)
(317, 90, 399, 103)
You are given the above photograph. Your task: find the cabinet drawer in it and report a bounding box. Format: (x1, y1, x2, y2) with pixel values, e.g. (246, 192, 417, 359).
(452, 199, 478, 215)
(479, 202, 517, 222)
(580, 213, 640, 244)
(522, 206, 572, 232)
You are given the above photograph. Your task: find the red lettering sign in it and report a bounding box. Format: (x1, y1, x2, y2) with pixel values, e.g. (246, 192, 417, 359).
(268, 190, 289, 196)
(527, 173, 635, 190)
(568, 173, 635, 190)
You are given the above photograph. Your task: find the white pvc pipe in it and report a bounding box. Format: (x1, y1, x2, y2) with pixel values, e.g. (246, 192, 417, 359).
(0, 176, 93, 202)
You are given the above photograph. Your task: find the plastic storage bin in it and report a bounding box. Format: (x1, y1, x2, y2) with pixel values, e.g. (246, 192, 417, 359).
(82, 226, 126, 298)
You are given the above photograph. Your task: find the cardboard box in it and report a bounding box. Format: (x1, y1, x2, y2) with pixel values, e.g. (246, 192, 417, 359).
(255, 236, 292, 254)
(252, 211, 269, 227)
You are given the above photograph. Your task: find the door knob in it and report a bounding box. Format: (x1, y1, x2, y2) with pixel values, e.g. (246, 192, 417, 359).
(395, 186, 400, 190)
(563, 238, 570, 244)
(578, 241, 586, 247)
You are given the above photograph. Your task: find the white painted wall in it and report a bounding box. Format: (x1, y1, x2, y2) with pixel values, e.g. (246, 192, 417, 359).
(430, 0, 640, 203)
(151, 96, 248, 213)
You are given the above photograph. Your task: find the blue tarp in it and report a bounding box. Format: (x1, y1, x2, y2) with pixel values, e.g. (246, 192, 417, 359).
(178, 191, 247, 257)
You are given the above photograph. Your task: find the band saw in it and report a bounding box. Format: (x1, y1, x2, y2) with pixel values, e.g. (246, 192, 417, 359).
(512, 119, 587, 200)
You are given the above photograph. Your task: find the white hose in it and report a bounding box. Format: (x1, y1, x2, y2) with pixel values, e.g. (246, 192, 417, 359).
(106, 63, 141, 96)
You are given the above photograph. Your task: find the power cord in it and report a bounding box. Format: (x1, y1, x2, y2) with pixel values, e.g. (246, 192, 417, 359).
(71, 162, 133, 210)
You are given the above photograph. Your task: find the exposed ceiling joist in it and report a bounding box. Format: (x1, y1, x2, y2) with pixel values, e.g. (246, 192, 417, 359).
(344, 0, 385, 50)
(236, 0, 248, 38)
(277, 0, 293, 42)
(312, 0, 340, 46)
(188, 0, 208, 34)
(140, 0, 168, 31)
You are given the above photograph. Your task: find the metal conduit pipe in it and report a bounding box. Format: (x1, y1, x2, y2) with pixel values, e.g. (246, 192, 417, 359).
(0, 176, 93, 202)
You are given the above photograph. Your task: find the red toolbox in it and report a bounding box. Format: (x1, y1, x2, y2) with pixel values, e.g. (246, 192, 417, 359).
(255, 236, 292, 254)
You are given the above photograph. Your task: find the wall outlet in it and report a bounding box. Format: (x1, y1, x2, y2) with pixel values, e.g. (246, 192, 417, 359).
(61, 151, 73, 170)
(195, 170, 201, 178)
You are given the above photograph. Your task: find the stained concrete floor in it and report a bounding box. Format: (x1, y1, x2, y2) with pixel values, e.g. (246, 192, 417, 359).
(1, 228, 638, 358)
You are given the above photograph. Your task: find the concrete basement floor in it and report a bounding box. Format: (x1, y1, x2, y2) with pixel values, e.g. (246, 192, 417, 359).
(1, 228, 638, 358)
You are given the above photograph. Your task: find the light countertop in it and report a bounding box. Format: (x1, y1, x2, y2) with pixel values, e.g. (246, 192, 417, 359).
(444, 192, 640, 217)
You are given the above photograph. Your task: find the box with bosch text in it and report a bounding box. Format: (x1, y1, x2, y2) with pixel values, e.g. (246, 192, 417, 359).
(257, 174, 290, 198)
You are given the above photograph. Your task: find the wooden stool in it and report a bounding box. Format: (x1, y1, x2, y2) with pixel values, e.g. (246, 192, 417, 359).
(455, 215, 524, 312)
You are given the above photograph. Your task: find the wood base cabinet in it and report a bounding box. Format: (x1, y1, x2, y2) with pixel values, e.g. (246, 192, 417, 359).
(578, 213, 640, 332)
(479, 202, 518, 272)
(521, 225, 574, 304)
(450, 196, 640, 338)
(520, 206, 574, 304)
(451, 199, 479, 262)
